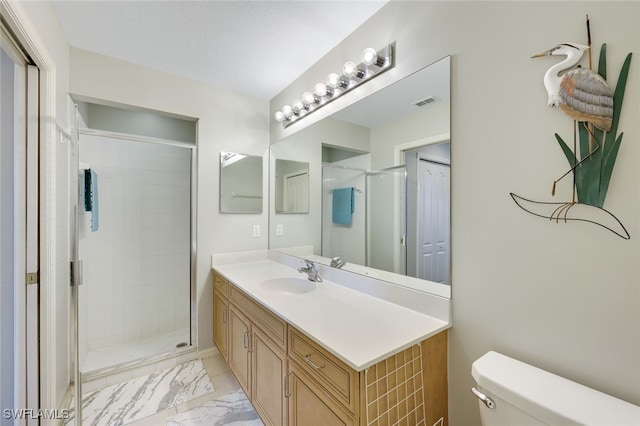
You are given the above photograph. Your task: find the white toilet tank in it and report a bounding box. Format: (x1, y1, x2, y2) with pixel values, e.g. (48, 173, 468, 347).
(471, 351, 640, 426)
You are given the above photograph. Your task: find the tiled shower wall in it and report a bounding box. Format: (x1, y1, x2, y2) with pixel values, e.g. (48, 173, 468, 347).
(78, 134, 191, 363)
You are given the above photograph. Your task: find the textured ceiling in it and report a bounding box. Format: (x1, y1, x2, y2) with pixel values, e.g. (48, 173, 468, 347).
(52, 0, 389, 100)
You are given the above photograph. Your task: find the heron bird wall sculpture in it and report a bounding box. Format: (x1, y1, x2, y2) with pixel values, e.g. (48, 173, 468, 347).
(531, 42, 613, 202)
(510, 17, 632, 239)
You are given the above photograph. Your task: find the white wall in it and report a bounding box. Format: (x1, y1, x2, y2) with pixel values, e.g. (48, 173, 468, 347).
(271, 2, 640, 425)
(69, 48, 270, 351)
(370, 100, 450, 170)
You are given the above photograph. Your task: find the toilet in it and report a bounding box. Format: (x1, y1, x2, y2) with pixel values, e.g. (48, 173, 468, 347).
(471, 351, 640, 426)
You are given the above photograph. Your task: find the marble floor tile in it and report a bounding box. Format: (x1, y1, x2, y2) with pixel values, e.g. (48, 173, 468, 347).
(67, 359, 213, 426)
(166, 390, 263, 426)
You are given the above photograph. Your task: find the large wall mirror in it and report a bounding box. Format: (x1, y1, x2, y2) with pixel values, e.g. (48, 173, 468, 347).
(220, 151, 263, 213)
(269, 56, 450, 298)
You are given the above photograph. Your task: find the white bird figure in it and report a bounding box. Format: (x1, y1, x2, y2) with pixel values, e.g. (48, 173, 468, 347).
(532, 43, 614, 197)
(532, 42, 613, 131)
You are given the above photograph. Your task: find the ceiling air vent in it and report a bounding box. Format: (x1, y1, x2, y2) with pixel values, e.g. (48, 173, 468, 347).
(413, 96, 438, 107)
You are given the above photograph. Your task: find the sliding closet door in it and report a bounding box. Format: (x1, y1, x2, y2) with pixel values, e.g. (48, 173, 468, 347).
(1, 28, 40, 423)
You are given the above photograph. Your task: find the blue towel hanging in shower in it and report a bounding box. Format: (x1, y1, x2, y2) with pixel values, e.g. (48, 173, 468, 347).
(332, 187, 354, 225)
(84, 169, 99, 232)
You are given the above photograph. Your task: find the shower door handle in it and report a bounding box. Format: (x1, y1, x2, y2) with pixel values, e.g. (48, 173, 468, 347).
(70, 260, 83, 287)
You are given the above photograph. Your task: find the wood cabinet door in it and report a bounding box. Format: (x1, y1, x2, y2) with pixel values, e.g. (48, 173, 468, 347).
(287, 364, 355, 426)
(213, 290, 228, 360)
(228, 305, 251, 395)
(251, 327, 287, 426)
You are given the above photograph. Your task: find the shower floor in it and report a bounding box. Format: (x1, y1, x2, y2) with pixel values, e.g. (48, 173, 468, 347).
(81, 328, 190, 374)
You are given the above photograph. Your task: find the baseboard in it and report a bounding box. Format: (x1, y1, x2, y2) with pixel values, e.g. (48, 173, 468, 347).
(198, 346, 220, 359)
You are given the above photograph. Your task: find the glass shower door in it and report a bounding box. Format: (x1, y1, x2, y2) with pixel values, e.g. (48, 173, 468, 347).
(75, 132, 193, 376)
(366, 165, 407, 274)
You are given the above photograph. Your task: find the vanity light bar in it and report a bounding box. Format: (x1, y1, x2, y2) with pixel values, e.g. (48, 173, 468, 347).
(274, 44, 395, 128)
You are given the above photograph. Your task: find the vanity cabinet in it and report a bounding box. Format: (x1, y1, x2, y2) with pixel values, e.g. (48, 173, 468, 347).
(288, 327, 359, 416)
(286, 325, 448, 426)
(218, 274, 288, 426)
(252, 326, 288, 426)
(212, 270, 448, 426)
(213, 272, 229, 360)
(287, 361, 356, 426)
(227, 305, 252, 394)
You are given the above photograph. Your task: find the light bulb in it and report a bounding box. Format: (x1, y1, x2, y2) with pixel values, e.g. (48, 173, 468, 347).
(274, 111, 285, 122)
(327, 73, 341, 89)
(343, 61, 357, 77)
(292, 100, 303, 112)
(361, 48, 378, 66)
(302, 91, 315, 106)
(314, 83, 327, 97)
(282, 105, 293, 118)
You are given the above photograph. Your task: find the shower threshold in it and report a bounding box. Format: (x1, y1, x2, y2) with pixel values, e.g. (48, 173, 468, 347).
(81, 328, 191, 380)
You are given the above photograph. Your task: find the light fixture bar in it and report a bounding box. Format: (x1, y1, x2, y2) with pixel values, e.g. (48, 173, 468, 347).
(275, 43, 395, 128)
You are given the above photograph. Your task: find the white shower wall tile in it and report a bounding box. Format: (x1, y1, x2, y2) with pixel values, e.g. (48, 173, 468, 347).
(79, 134, 191, 371)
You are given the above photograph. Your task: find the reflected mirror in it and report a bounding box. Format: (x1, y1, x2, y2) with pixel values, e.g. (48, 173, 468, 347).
(270, 56, 450, 296)
(220, 151, 263, 213)
(275, 159, 309, 213)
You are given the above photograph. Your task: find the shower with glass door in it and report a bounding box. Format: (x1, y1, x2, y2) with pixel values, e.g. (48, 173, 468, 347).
(71, 103, 197, 384)
(322, 163, 407, 274)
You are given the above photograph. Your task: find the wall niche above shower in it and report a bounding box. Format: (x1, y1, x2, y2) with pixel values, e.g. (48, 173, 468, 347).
(75, 100, 197, 144)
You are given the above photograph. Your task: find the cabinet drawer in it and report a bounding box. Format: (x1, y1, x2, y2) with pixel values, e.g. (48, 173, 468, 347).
(229, 285, 287, 350)
(213, 271, 229, 297)
(288, 327, 358, 414)
(288, 362, 356, 426)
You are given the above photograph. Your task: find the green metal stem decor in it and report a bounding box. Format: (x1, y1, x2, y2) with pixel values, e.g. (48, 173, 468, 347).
(555, 44, 632, 208)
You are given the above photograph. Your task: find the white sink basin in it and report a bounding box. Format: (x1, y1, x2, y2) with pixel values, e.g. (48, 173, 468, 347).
(260, 277, 316, 294)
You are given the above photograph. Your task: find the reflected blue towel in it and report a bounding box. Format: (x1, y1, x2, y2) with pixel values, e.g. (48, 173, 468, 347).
(332, 187, 354, 225)
(84, 169, 99, 232)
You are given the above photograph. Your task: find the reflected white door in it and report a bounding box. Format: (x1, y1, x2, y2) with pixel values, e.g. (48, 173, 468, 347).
(416, 159, 450, 284)
(283, 170, 308, 213)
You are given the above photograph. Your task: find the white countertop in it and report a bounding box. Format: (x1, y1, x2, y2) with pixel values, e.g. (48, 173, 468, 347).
(213, 259, 449, 371)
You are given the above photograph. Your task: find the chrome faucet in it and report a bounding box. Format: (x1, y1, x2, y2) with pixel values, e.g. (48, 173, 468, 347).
(298, 260, 322, 282)
(330, 256, 346, 269)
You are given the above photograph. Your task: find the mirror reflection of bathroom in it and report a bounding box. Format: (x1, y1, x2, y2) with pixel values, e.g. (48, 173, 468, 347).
(275, 159, 309, 213)
(219, 152, 263, 214)
(309, 56, 451, 285)
(322, 146, 369, 267)
(74, 101, 197, 380)
(322, 142, 450, 284)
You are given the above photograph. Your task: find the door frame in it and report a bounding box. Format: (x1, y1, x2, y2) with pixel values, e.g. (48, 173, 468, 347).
(1, 0, 64, 414)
